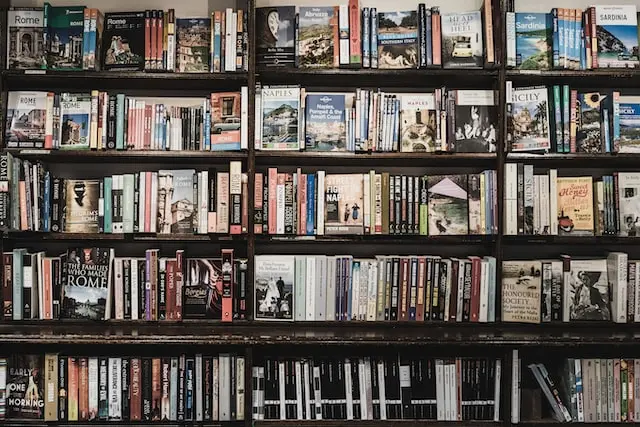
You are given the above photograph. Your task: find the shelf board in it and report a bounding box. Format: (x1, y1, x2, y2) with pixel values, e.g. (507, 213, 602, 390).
(506, 68, 640, 86)
(5, 149, 247, 163)
(507, 152, 640, 166)
(4, 232, 247, 242)
(255, 421, 500, 427)
(1, 421, 241, 427)
(256, 235, 495, 244)
(503, 235, 640, 245)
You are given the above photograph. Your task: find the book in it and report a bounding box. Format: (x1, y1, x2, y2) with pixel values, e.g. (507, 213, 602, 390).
(157, 170, 196, 234)
(184, 258, 223, 319)
(569, 259, 610, 320)
(556, 176, 594, 236)
(298, 7, 337, 68)
(7, 355, 44, 419)
(304, 93, 347, 151)
(577, 92, 606, 153)
(501, 260, 542, 323)
(376, 11, 419, 69)
(101, 12, 145, 71)
(616, 173, 640, 237)
(508, 86, 551, 152)
(210, 92, 242, 150)
(4, 91, 47, 149)
(595, 5, 639, 68)
(254, 255, 294, 321)
(441, 11, 483, 68)
(256, 7, 295, 67)
(7, 7, 45, 69)
(515, 13, 552, 70)
(399, 93, 437, 152)
(452, 90, 497, 153)
(44, 4, 85, 70)
(260, 86, 300, 150)
(176, 18, 211, 73)
(324, 173, 364, 235)
(59, 93, 92, 150)
(618, 95, 640, 152)
(427, 175, 469, 235)
(64, 179, 99, 233)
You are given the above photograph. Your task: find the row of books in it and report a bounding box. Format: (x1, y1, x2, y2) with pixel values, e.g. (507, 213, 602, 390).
(5, 89, 249, 151)
(0, 353, 245, 421)
(8, 6, 247, 73)
(506, 5, 640, 70)
(256, 1, 495, 70)
(2, 247, 246, 322)
(255, 86, 497, 153)
(0, 156, 247, 235)
(255, 170, 497, 237)
(504, 165, 640, 237)
(252, 356, 501, 421)
(254, 254, 496, 323)
(501, 253, 627, 324)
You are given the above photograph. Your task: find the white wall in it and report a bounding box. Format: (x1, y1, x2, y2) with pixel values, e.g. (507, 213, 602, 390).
(10, 0, 240, 16)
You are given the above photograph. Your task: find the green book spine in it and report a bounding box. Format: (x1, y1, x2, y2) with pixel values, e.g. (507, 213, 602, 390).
(419, 176, 428, 235)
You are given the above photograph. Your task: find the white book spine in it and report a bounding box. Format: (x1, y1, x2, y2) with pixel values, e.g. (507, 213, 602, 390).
(494, 359, 502, 422)
(345, 359, 353, 419)
(339, 5, 350, 65)
(479, 259, 489, 323)
(608, 252, 628, 323)
(306, 257, 316, 321)
(363, 173, 370, 234)
(150, 172, 158, 233)
(540, 175, 550, 234)
(108, 357, 122, 420)
(506, 12, 516, 67)
(195, 354, 203, 421)
(88, 357, 98, 419)
(436, 359, 445, 420)
(358, 360, 367, 419)
(377, 360, 387, 420)
(367, 261, 377, 321)
(316, 171, 325, 235)
(549, 169, 558, 235)
(511, 350, 520, 424)
(219, 355, 230, 421)
(236, 356, 245, 420)
(326, 257, 336, 321)
(505, 163, 518, 234)
(533, 175, 540, 233)
(303, 361, 312, 420)
(443, 362, 451, 420)
(114, 258, 123, 320)
(212, 357, 219, 421)
(295, 361, 303, 419)
(278, 361, 286, 420)
(313, 366, 322, 420)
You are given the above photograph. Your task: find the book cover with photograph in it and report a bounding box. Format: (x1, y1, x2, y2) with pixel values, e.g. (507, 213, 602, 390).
(577, 92, 606, 153)
(427, 175, 469, 235)
(101, 12, 145, 71)
(59, 93, 91, 150)
(452, 89, 497, 152)
(210, 92, 241, 150)
(298, 7, 337, 68)
(7, 355, 44, 419)
(501, 260, 542, 324)
(616, 172, 640, 237)
(184, 258, 223, 319)
(377, 11, 418, 69)
(157, 169, 196, 234)
(441, 11, 483, 68)
(254, 255, 294, 321)
(4, 91, 47, 149)
(44, 4, 85, 70)
(64, 179, 99, 233)
(61, 247, 113, 320)
(176, 18, 211, 73)
(595, 5, 639, 68)
(7, 7, 45, 69)
(256, 6, 295, 67)
(515, 12, 552, 70)
(324, 173, 364, 235)
(508, 86, 551, 152)
(399, 93, 437, 152)
(305, 93, 347, 151)
(619, 95, 640, 152)
(556, 176, 594, 236)
(568, 259, 610, 320)
(261, 86, 300, 150)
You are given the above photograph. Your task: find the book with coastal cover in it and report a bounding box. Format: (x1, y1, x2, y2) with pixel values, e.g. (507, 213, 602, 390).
(7, 355, 44, 419)
(568, 259, 610, 321)
(577, 92, 606, 153)
(618, 95, 640, 152)
(5, 91, 47, 149)
(595, 5, 639, 68)
(452, 89, 497, 153)
(501, 260, 542, 324)
(64, 179, 99, 233)
(427, 175, 469, 235)
(157, 169, 196, 234)
(399, 93, 437, 152)
(260, 86, 300, 150)
(515, 12, 552, 70)
(616, 172, 640, 237)
(59, 93, 91, 150)
(254, 255, 295, 321)
(7, 7, 45, 69)
(305, 93, 347, 151)
(101, 12, 145, 71)
(176, 18, 211, 72)
(441, 11, 483, 68)
(508, 86, 551, 152)
(324, 173, 364, 235)
(61, 247, 114, 320)
(556, 176, 594, 236)
(210, 92, 241, 150)
(298, 7, 337, 68)
(44, 4, 85, 70)
(377, 11, 419, 69)
(256, 6, 296, 67)
(184, 258, 223, 319)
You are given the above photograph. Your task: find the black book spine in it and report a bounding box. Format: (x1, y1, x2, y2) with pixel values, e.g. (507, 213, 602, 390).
(161, 358, 170, 420)
(139, 260, 146, 319)
(230, 355, 237, 420)
(121, 357, 130, 421)
(262, 173, 269, 234)
(351, 358, 360, 419)
(437, 261, 446, 321)
(185, 357, 194, 421)
(98, 180, 104, 233)
(239, 260, 247, 319)
(394, 176, 401, 234)
(177, 355, 185, 421)
(122, 98, 129, 149)
(462, 262, 472, 322)
(133, 173, 140, 233)
(390, 257, 399, 321)
(142, 358, 152, 420)
(284, 173, 294, 235)
(400, 360, 412, 419)
(58, 356, 68, 421)
(107, 95, 116, 149)
(50, 177, 62, 232)
(98, 357, 108, 420)
(418, 3, 427, 68)
(22, 253, 31, 319)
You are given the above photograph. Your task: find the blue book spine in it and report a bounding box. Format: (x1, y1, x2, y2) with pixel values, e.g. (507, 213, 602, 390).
(214, 20, 221, 72)
(553, 85, 563, 152)
(371, 8, 378, 68)
(204, 102, 211, 151)
(43, 171, 51, 232)
(104, 177, 112, 233)
(558, 10, 565, 68)
(115, 94, 125, 150)
(306, 174, 315, 235)
(12, 249, 24, 320)
(362, 8, 370, 68)
(567, 12, 574, 69)
(613, 92, 620, 152)
(579, 17, 586, 70)
(552, 9, 559, 68)
(82, 9, 90, 69)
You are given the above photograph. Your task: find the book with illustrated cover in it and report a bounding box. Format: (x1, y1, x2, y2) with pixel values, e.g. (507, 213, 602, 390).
(210, 92, 241, 150)
(59, 93, 91, 150)
(64, 179, 99, 233)
(399, 93, 436, 152)
(452, 89, 497, 153)
(176, 18, 211, 73)
(508, 86, 551, 152)
(184, 258, 223, 319)
(619, 95, 640, 152)
(515, 12, 552, 70)
(556, 176, 594, 236)
(616, 172, 640, 237)
(254, 255, 294, 321)
(44, 4, 85, 70)
(261, 86, 300, 150)
(305, 93, 347, 151)
(4, 91, 47, 149)
(377, 11, 418, 69)
(298, 7, 337, 68)
(256, 6, 295, 67)
(157, 169, 196, 234)
(501, 260, 542, 324)
(441, 11, 483, 68)
(101, 12, 145, 71)
(577, 92, 606, 153)
(427, 175, 468, 235)
(324, 173, 364, 235)
(568, 259, 610, 321)
(61, 247, 114, 320)
(595, 5, 639, 68)
(7, 355, 44, 419)
(7, 8, 45, 69)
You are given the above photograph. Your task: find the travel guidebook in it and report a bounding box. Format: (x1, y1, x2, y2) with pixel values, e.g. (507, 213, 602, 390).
(101, 12, 145, 71)
(176, 18, 211, 72)
(515, 12, 552, 70)
(399, 93, 437, 152)
(59, 92, 91, 150)
(577, 92, 606, 153)
(427, 175, 469, 235)
(595, 5, 639, 68)
(254, 255, 294, 321)
(184, 258, 223, 319)
(377, 11, 418, 69)
(210, 92, 242, 150)
(305, 93, 347, 151)
(44, 4, 85, 70)
(157, 169, 196, 234)
(261, 86, 300, 150)
(64, 179, 100, 233)
(7, 7, 45, 69)
(618, 95, 640, 152)
(508, 86, 551, 152)
(4, 91, 47, 149)
(256, 6, 296, 67)
(441, 11, 483, 68)
(298, 7, 337, 68)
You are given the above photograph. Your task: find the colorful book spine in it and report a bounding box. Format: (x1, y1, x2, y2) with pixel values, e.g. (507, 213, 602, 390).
(370, 8, 378, 69)
(362, 8, 370, 68)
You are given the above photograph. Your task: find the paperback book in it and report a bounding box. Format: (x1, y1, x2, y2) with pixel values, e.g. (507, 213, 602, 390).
(256, 6, 296, 67)
(595, 5, 639, 68)
(618, 95, 640, 152)
(556, 176, 594, 236)
(304, 93, 347, 151)
(616, 172, 640, 237)
(59, 93, 92, 150)
(324, 173, 364, 235)
(254, 255, 294, 321)
(210, 92, 242, 150)
(298, 7, 337, 68)
(399, 93, 437, 152)
(427, 175, 469, 235)
(441, 11, 483, 68)
(508, 86, 551, 152)
(176, 18, 211, 72)
(7, 7, 45, 69)
(260, 86, 300, 150)
(4, 91, 47, 149)
(101, 12, 145, 71)
(452, 90, 497, 153)
(568, 259, 610, 320)
(184, 258, 223, 319)
(157, 169, 196, 234)
(515, 12, 552, 70)
(44, 4, 85, 70)
(577, 92, 606, 153)
(377, 11, 419, 69)
(7, 355, 43, 419)
(501, 260, 542, 324)
(64, 179, 100, 233)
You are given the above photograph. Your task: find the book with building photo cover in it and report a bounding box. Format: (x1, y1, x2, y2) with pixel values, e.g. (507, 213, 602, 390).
(377, 11, 419, 69)
(616, 172, 640, 237)
(43, 4, 85, 70)
(515, 13, 552, 70)
(5, 91, 47, 149)
(324, 173, 364, 235)
(7, 355, 44, 419)
(556, 177, 594, 236)
(101, 12, 145, 71)
(452, 90, 497, 153)
(595, 5, 640, 68)
(210, 92, 241, 150)
(305, 93, 347, 151)
(568, 259, 610, 321)
(184, 258, 223, 319)
(157, 169, 196, 234)
(7, 8, 45, 69)
(261, 86, 300, 150)
(441, 11, 483, 68)
(256, 6, 295, 67)
(399, 93, 437, 152)
(508, 86, 551, 152)
(427, 175, 468, 235)
(577, 92, 606, 153)
(59, 93, 91, 150)
(254, 255, 294, 321)
(176, 18, 211, 72)
(298, 7, 337, 68)
(501, 260, 542, 324)
(61, 248, 114, 320)
(619, 95, 640, 152)
(64, 179, 99, 233)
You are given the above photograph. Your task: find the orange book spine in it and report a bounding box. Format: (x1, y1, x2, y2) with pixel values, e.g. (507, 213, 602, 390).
(150, 10, 157, 70)
(221, 249, 234, 322)
(145, 11, 151, 70)
(431, 11, 441, 66)
(68, 357, 79, 421)
(78, 358, 88, 420)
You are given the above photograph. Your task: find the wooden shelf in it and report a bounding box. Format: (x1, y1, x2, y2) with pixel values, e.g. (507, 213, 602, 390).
(256, 235, 496, 244)
(4, 232, 247, 242)
(5, 149, 247, 163)
(507, 152, 640, 166)
(502, 235, 640, 245)
(506, 68, 640, 87)
(254, 421, 501, 427)
(1, 421, 241, 427)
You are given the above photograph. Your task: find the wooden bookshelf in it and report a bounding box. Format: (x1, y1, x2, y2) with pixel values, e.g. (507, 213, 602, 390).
(3, 232, 247, 242)
(255, 151, 497, 166)
(6, 149, 248, 163)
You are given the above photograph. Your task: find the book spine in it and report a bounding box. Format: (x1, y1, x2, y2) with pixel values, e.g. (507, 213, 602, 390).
(222, 249, 234, 322)
(370, 8, 378, 69)
(130, 358, 142, 421)
(121, 358, 130, 421)
(45, 353, 58, 421)
(362, 8, 370, 68)
(58, 356, 68, 421)
(349, 0, 361, 65)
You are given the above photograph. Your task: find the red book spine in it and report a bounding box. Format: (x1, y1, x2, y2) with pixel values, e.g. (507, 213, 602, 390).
(150, 10, 157, 70)
(151, 358, 161, 420)
(221, 249, 234, 322)
(145, 11, 151, 70)
(157, 10, 164, 70)
(348, 0, 360, 64)
(469, 257, 481, 322)
(130, 358, 142, 421)
(3, 252, 12, 320)
(68, 357, 79, 421)
(79, 358, 88, 420)
(399, 257, 409, 321)
(254, 173, 263, 234)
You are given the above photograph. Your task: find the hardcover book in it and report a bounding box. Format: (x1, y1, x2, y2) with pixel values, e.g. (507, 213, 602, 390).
(59, 93, 92, 150)
(260, 86, 300, 150)
(254, 255, 294, 321)
(569, 259, 610, 320)
(427, 175, 469, 235)
(7, 355, 44, 419)
(324, 173, 364, 235)
(376, 11, 419, 69)
(101, 12, 145, 71)
(441, 11, 483, 68)
(176, 18, 211, 73)
(616, 172, 640, 237)
(304, 93, 347, 151)
(256, 7, 295, 67)
(5, 91, 47, 149)
(619, 95, 640, 152)
(452, 89, 497, 153)
(7, 7, 45, 69)
(157, 169, 196, 234)
(64, 179, 99, 233)
(184, 258, 223, 319)
(556, 176, 594, 236)
(501, 261, 542, 324)
(210, 92, 241, 150)
(508, 86, 551, 152)
(595, 5, 639, 68)
(577, 92, 606, 153)
(61, 248, 113, 320)
(298, 7, 337, 68)
(515, 12, 552, 70)
(44, 4, 85, 70)
(399, 93, 437, 152)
